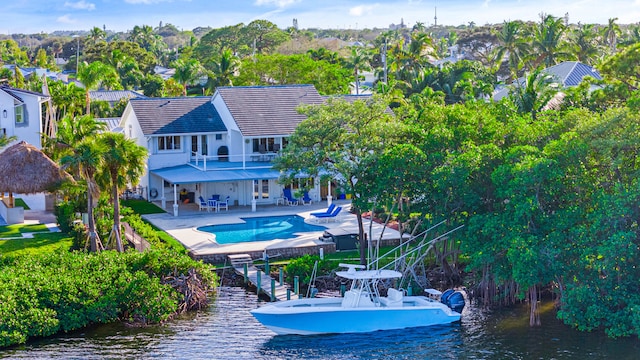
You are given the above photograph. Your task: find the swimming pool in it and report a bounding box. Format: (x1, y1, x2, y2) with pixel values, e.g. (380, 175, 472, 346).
(197, 215, 327, 244)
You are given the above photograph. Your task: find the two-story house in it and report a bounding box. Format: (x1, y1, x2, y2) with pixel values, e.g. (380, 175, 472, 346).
(0, 85, 50, 219)
(119, 85, 326, 215)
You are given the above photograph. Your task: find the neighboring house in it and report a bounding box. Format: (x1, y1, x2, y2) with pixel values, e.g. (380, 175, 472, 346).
(119, 85, 328, 215)
(493, 61, 603, 101)
(0, 85, 50, 213)
(89, 90, 147, 107)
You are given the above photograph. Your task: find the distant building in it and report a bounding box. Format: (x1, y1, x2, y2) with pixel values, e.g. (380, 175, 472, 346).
(389, 18, 407, 30)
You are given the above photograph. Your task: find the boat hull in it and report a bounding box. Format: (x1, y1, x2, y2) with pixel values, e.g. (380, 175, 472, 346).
(250, 296, 461, 335)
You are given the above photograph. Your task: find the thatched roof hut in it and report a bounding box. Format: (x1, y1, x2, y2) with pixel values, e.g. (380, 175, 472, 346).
(0, 141, 73, 195)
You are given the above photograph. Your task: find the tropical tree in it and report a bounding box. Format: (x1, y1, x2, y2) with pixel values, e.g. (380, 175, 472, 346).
(345, 46, 372, 95)
(602, 17, 621, 53)
(77, 61, 120, 114)
(171, 58, 203, 95)
(509, 68, 559, 120)
(96, 132, 148, 252)
(206, 48, 240, 90)
(493, 20, 529, 79)
(530, 14, 574, 68)
(275, 95, 404, 265)
(570, 23, 601, 65)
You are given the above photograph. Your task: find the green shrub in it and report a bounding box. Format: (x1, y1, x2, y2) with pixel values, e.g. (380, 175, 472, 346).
(0, 249, 217, 348)
(54, 201, 77, 233)
(284, 254, 333, 285)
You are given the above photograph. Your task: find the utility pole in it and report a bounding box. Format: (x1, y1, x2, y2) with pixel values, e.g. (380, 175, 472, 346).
(72, 35, 80, 75)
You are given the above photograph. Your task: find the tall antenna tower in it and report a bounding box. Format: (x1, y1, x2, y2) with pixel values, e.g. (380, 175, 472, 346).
(434, 6, 438, 27)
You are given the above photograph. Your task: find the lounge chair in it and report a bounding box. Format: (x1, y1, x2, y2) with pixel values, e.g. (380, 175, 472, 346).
(302, 191, 313, 205)
(282, 188, 299, 206)
(311, 206, 342, 222)
(310, 203, 336, 216)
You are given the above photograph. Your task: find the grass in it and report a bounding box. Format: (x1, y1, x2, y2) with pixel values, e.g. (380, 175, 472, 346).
(14, 198, 30, 210)
(0, 224, 50, 238)
(0, 232, 73, 256)
(121, 199, 166, 215)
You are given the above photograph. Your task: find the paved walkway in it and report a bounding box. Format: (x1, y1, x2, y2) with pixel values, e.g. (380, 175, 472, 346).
(0, 210, 60, 239)
(142, 200, 405, 258)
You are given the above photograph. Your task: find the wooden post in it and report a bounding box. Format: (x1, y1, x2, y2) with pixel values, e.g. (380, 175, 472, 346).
(294, 276, 299, 295)
(287, 288, 291, 300)
(271, 279, 276, 302)
(256, 270, 261, 294)
(243, 263, 248, 284)
(279, 267, 284, 286)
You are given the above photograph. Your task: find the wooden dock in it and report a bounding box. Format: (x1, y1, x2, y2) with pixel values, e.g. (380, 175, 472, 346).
(228, 254, 292, 301)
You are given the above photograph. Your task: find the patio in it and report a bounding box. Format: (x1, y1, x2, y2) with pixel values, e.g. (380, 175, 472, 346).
(142, 200, 405, 264)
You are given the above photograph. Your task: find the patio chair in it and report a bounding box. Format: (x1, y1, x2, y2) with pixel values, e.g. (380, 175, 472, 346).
(311, 206, 342, 223)
(282, 188, 299, 206)
(199, 196, 209, 211)
(302, 191, 313, 205)
(218, 196, 229, 211)
(207, 199, 217, 212)
(310, 203, 336, 217)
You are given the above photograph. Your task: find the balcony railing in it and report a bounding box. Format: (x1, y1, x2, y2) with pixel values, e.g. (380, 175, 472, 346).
(190, 151, 280, 171)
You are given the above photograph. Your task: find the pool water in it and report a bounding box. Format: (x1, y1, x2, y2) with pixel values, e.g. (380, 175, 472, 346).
(197, 215, 327, 244)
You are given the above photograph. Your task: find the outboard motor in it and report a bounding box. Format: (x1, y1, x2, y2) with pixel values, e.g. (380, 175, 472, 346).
(441, 289, 465, 314)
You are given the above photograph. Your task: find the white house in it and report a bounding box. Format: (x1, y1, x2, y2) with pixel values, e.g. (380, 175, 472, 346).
(119, 85, 331, 215)
(0, 85, 50, 216)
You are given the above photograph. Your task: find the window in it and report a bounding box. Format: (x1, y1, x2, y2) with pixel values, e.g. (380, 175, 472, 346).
(215, 133, 222, 140)
(252, 137, 276, 152)
(201, 135, 208, 155)
(158, 136, 181, 151)
(15, 105, 24, 124)
(253, 179, 269, 199)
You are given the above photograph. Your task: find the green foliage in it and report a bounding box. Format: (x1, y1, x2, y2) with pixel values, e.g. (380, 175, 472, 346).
(121, 199, 166, 214)
(0, 249, 216, 347)
(284, 254, 333, 285)
(0, 232, 73, 256)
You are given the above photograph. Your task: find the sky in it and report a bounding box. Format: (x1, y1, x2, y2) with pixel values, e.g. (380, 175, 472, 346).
(1, 0, 639, 35)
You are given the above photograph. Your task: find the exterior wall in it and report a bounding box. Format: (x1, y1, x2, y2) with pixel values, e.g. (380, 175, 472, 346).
(0, 91, 42, 148)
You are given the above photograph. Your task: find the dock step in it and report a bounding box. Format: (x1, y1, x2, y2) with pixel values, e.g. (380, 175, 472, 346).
(227, 254, 253, 268)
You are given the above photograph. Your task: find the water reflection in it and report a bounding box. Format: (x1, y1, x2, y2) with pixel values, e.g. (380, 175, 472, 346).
(1, 286, 638, 359)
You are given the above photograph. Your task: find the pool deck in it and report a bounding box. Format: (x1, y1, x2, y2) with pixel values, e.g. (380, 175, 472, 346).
(142, 200, 405, 261)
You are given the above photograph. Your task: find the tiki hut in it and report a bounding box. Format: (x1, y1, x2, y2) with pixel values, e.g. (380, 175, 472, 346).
(0, 141, 73, 209)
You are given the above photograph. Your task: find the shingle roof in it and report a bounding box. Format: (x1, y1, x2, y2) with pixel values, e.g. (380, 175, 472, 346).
(216, 85, 325, 137)
(129, 97, 226, 136)
(90, 90, 147, 103)
(0, 85, 48, 103)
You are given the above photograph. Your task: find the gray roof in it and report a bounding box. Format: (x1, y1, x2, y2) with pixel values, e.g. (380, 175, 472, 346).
(89, 90, 147, 103)
(493, 61, 602, 101)
(544, 61, 602, 86)
(216, 85, 325, 137)
(129, 97, 226, 136)
(96, 117, 122, 132)
(0, 85, 48, 103)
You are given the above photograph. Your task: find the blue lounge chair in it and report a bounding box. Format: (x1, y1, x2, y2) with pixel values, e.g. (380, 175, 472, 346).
(283, 188, 299, 206)
(302, 191, 313, 205)
(310, 203, 336, 216)
(312, 206, 343, 222)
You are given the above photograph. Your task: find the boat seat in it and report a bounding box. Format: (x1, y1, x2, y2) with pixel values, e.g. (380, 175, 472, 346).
(341, 290, 374, 308)
(380, 288, 403, 307)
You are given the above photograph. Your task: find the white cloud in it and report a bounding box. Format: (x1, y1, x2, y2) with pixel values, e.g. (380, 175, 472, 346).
(482, 0, 491, 8)
(64, 1, 96, 10)
(57, 14, 77, 24)
(349, 5, 376, 17)
(254, 0, 299, 8)
(124, 0, 168, 4)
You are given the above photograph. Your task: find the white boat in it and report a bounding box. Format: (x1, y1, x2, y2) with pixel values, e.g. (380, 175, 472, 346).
(250, 263, 463, 335)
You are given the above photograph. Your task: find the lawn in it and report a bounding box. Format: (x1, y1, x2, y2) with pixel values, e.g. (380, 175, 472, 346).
(0, 224, 49, 238)
(122, 199, 166, 214)
(0, 232, 73, 256)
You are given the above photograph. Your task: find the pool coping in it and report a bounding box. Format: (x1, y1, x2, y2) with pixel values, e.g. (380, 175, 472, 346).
(142, 201, 406, 262)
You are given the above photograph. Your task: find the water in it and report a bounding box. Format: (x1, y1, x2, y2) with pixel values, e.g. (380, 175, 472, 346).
(197, 215, 327, 244)
(2, 287, 638, 359)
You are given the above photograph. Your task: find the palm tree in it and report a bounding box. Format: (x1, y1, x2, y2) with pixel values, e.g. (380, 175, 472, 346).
(77, 61, 120, 114)
(493, 21, 529, 79)
(207, 48, 239, 90)
(530, 15, 574, 68)
(346, 46, 372, 95)
(96, 132, 147, 252)
(509, 68, 559, 120)
(171, 58, 203, 96)
(60, 138, 105, 252)
(603, 17, 621, 53)
(570, 23, 601, 65)
(87, 26, 107, 46)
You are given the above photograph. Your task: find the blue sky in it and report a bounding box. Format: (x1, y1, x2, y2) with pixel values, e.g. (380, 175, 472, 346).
(1, 0, 637, 34)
